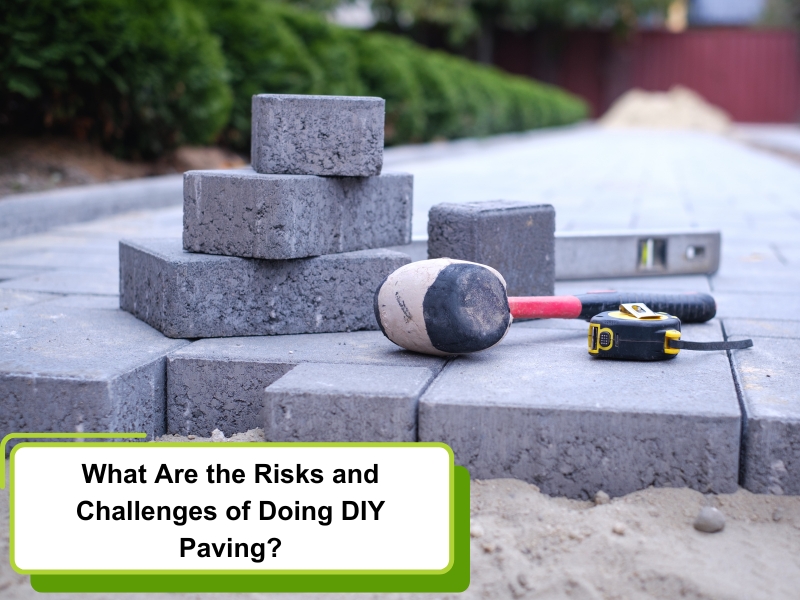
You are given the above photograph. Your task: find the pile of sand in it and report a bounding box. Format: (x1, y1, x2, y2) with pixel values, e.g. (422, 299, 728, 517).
(600, 86, 731, 133)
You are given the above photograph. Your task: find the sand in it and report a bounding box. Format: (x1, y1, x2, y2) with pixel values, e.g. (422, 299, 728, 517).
(600, 86, 731, 134)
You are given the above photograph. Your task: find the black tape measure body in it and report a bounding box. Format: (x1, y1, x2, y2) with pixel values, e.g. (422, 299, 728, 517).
(589, 310, 682, 361)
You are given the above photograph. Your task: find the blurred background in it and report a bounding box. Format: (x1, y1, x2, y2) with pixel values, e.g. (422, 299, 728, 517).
(1, 0, 799, 195)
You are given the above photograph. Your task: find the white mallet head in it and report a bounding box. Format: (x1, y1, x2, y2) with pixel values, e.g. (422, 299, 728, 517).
(374, 259, 512, 356)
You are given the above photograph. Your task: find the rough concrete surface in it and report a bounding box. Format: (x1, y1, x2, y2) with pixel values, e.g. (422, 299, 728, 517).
(265, 362, 434, 442)
(0, 306, 188, 448)
(419, 322, 741, 499)
(166, 331, 446, 437)
(251, 94, 384, 176)
(727, 323, 800, 495)
(119, 238, 410, 338)
(183, 169, 412, 259)
(427, 201, 555, 296)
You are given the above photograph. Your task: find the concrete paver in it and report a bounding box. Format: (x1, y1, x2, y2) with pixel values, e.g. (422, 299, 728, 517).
(183, 169, 412, 259)
(119, 238, 409, 338)
(251, 94, 384, 177)
(166, 331, 446, 437)
(419, 322, 741, 499)
(265, 362, 434, 442)
(726, 320, 800, 495)
(427, 201, 555, 296)
(0, 306, 189, 447)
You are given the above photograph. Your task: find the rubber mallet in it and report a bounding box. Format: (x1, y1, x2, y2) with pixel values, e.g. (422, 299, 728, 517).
(374, 259, 717, 356)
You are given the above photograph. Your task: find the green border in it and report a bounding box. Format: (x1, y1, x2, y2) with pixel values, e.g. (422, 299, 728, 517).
(9, 440, 469, 591)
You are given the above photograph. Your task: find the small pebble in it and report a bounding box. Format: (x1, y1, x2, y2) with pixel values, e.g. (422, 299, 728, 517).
(470, 520, 484, 538)
(773, 508, 784, 522)
(187, 435, 196, 440)
(594, 491, 610, 505)
(694, 506, 725, 533)
(210, 428, 226, 442)
(612, 522, 626, 536)
(481, 541, 496, 553)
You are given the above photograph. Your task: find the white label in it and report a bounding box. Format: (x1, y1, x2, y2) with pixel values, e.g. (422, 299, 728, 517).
(12, 445, 452, 572)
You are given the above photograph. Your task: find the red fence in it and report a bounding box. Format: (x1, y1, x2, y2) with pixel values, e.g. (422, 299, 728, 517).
(493, 28, 800, 122)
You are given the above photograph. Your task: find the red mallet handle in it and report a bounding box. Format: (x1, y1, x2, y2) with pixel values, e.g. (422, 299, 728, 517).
(508, 296, 582, 320)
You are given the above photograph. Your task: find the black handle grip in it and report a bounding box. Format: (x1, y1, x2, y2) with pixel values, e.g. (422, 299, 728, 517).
(576, 292, 717, 323)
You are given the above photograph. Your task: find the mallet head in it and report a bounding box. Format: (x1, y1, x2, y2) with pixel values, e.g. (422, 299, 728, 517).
(374, 258, 512, 356)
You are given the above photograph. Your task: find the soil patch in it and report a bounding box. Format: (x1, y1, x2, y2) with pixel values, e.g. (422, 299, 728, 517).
(0, 136, 246, 198)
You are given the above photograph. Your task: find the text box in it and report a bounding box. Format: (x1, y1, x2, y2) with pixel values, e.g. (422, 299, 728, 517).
(12, 443, 453, 574)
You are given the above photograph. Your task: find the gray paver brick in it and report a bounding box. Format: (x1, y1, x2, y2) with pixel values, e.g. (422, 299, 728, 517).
(724, 318, 800, 340)
(251, 94, 384, 177)
(0, 266, 50, 282)
(427, 201, 555, 296)
(183, 169, 412, 259)
(419, 322, 740, 499)
(727, 323, 800, 494)
(0, 306, 188, 450)
(554, 274, 711, 296)
(166, 331, 446, 437)
(0, 268, 118, 295)
(714, 292, 800, 321)
(0, 248, 118, 271)
(0, 289, 60, 311)
(265, 362, 434, 442)
(41, 294, 121, 310)
(119, 238, 410, 338)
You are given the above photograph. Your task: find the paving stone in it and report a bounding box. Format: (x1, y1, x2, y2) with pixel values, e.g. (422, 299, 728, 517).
(714, 292, 800, 321)
(419, 322, 740, 499)
(724, 318, 800, 340)
(265, 362, 434, 442)
(0, 306, 188, 450)
(183, 169, 412, 259)
(427, 201, 555, 297)
(40, 294, 121, 310)
(727, 323, 800, 494)
(251, 94, 384, 176)
(120, 238, 410, 338)
(167, 331, 446, 437)
(555, 274, 711, 295)
(0, 266, 50, 282)
(0, 248, 118, 271)
(0, 289, 60, 311)
(0, 268, 118, 295)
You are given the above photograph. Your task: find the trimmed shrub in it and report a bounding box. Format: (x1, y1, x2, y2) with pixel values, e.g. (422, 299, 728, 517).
(1, 0, 588, 157)
(0, 0, 232, 158)
(194, 0, 325, 150)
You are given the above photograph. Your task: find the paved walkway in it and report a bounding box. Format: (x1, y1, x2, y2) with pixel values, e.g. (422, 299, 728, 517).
(1, 125, 799, 497)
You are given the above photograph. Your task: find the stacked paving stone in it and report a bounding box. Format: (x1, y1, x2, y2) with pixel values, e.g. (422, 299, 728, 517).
(120, 95, 413, 339)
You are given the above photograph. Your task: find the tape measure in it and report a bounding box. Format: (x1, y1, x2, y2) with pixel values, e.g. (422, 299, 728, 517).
(588, 303, 753, 361)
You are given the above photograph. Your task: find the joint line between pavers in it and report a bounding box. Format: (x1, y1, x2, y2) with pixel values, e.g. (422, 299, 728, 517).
(721, 319, 748, 487)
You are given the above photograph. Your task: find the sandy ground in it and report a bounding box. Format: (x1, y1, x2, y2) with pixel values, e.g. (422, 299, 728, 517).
(600, 86, 731, 133)
(0, 137, 246, 197)
(3, 450, 800, 600)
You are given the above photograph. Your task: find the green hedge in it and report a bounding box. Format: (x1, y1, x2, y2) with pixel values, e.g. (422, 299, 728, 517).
(0, 0, 587, 157)
(1, 0, 232, 158)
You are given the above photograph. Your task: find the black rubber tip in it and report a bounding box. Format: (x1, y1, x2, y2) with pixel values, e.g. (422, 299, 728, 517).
(422, 263, 511, 354)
